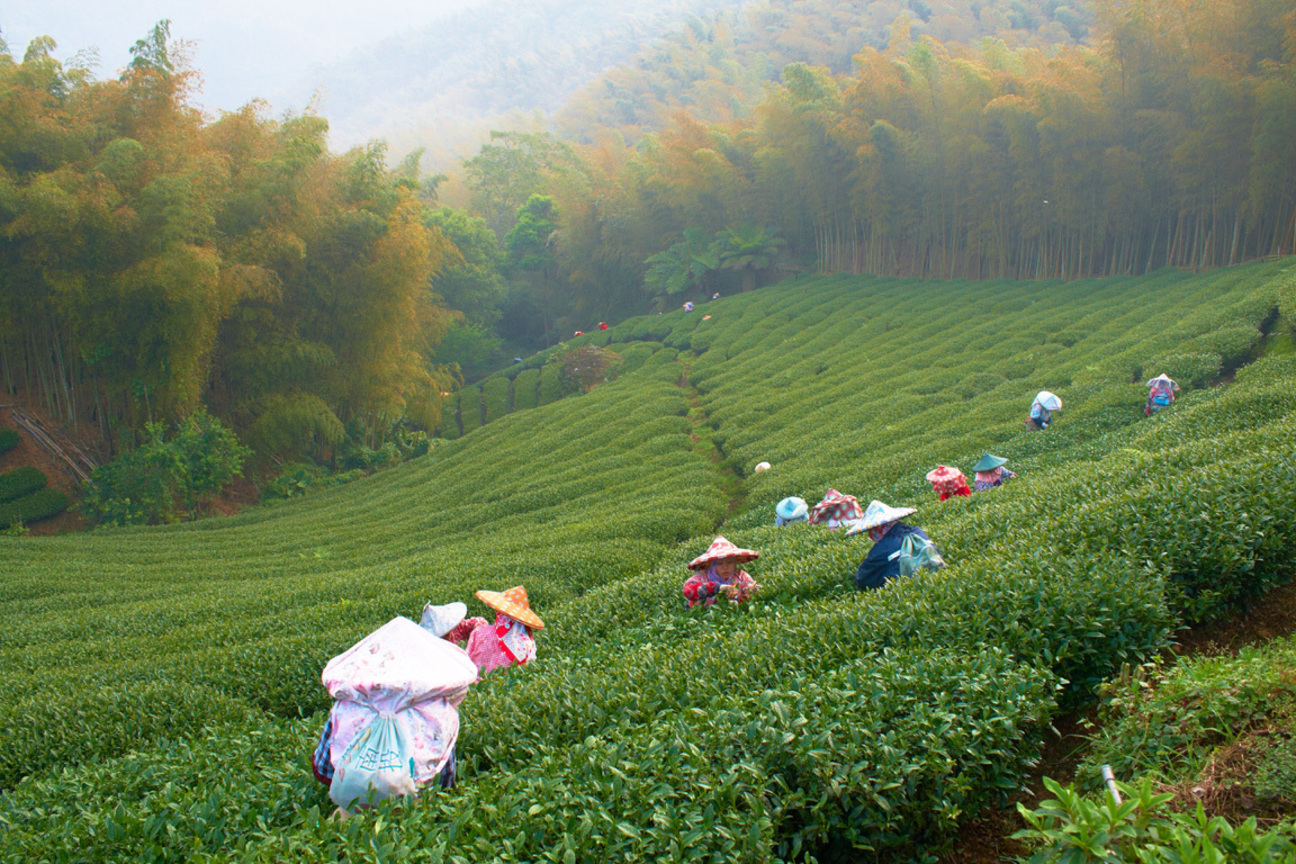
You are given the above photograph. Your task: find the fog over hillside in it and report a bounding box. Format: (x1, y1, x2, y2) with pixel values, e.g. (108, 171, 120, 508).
(278, 0, 750, 165)
(0, 0, 485, 115)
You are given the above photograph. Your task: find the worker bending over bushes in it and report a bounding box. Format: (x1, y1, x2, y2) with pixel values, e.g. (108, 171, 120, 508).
(849, 500, 944, 590)
(683, 536, 762, 607)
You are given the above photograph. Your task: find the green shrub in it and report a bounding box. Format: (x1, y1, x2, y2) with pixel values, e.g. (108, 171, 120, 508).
(0, 465, 47, 502)
(0, 427, 18, 454)
(79, 409, 250, 526)
(458, 385, 482, 434)
(0, 487, 68, 525)
(1014, 777, 1296, 863)
(538, 361, 573, 405)
(511, 367, 540, 410)
(481, 377, 511, 423)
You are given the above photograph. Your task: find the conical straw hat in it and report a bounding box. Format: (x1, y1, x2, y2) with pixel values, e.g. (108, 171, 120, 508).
(475, 585, 545, 630)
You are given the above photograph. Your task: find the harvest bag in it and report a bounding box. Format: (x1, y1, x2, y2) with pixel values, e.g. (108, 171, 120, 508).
(895, 532, 946, 579)
(322, 617, 478, 811)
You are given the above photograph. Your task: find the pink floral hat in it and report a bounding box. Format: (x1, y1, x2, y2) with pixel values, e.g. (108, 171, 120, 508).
(688, 536, 759, 571)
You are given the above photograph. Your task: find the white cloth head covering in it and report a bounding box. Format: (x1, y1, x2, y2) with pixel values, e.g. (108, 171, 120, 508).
(845, 500, 917, 535)
(420, 602, 468, 638)
(1034, 390, 1063, 411)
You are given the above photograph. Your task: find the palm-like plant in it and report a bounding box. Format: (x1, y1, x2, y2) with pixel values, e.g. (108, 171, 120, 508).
(716, 224, 784, 292)
(642, 228, 720, 297)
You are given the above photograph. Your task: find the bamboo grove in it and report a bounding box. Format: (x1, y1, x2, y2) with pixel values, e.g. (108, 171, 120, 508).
(529, 0, 1296, 294)
(0, 25, 458, 453)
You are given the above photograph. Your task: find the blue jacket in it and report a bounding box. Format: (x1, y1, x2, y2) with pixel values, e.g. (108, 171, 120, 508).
(854, 522, 930, 591)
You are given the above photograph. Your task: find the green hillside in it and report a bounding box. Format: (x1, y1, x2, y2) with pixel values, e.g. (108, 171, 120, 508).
(2, 261, 1295, 861)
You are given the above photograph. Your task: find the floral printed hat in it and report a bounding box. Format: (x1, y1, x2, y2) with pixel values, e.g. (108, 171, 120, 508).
(1146, 374, 1179, 390)
(808, 488, 864, 525)
(688, 536, 759, 570)
(475, 585, 545, 630)
(925, 465, 966, 486)
(845, 500, 917, 535)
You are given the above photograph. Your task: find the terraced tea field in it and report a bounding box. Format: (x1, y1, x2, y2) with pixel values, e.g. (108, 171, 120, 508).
(2, 262, 1295, 862)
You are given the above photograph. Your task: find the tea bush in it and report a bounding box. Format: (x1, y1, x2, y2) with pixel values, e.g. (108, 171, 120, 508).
(0, 488, 68, 526)
(0, 427, 17, 454)
(482, 378, 511, 423)
(458, 385, 482, 434)
(0, 466, 47, 502)
(2, 261, 1295, 862)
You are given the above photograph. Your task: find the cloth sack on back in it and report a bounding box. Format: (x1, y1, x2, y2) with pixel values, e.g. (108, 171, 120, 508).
(322, 616, 478, 811)
(896, 532, 946, 579)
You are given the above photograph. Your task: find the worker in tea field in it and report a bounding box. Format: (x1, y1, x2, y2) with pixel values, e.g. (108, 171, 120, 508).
(441, 586, 545, 675)
(971, 455, 1016, 492)
(1145, 374, 1179, 415)
(848, 500, 942, 590)
(775, 496, 809, 525)
(1027, 390, 1062, 430)
(808, 488, 864, 529)
(683, 536, 761, 607)
(925, 465, 970, 500)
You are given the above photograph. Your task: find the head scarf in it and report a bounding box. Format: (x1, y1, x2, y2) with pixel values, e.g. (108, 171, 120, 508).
(495, 612, 536, 665)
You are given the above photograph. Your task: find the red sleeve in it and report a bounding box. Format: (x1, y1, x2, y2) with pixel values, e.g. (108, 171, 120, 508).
(445, 617, 488, 643)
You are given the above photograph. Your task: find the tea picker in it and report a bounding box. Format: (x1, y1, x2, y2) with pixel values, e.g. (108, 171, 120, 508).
(442, 586, 546, 676)
(311, 617, 477, 812)
(847, 500, 944, 590)
(808, 488, 864, 530)
(683, 536, 762, 607)
(1027, 390, 1062, 430)
(1145, 373, 1179, 415)
(775, 496, 808, 525)
(925, 465, 970, 500)
(971, 454, 1016, 492)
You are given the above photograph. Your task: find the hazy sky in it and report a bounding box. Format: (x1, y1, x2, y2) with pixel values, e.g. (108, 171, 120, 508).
(1, 0, 486, 113)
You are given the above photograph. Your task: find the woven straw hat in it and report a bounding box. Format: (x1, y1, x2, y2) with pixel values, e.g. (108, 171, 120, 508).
(475, 585, 545, 630)
(688, 536, 759, 571)
(846, 500, 916, 535)
(419, 601, 467, 637)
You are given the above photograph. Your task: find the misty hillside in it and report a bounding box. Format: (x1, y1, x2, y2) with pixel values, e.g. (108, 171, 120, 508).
(286, 0, 748, 164)
(293, 0, 1091, 167)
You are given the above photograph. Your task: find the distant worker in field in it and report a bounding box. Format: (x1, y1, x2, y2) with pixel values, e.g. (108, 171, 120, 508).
(971, 455, 1016, 492)
(848, 501, 944, 590)
(1145, 374, 1179, 415)
(441, 586, 545, 676)
(808, 488, 864, 530)
(683, 536, 761, 607)
(1027, 390, 1062, 430)
(925, 465, 970, 500)
(775, 496, 809, 525)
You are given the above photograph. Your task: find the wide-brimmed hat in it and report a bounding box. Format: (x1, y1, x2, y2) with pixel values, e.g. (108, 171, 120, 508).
(419, 601, 467, 637)
(845, 500, 916, 535)
(925, 465, 966, 485)
(688, 536, 759, 570)
(754, 461, 771, 473)
(475, 585, 545, 630)
(971, 454, 1009, 473)
(1146, 374, 1179, 390)
(808, 488, 864, 525)
(776, 496, 808, 521)
(1034, 390, 1063, 411)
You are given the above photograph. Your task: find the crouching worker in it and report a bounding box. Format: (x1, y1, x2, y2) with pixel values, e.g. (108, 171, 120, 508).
(925, 465, 970, 500)
(441, 586, 545, 677)
(775, 496, 809, 525)
(311, 616, 477, 811)
(683, 536, 761, 607)
(847, 500, 944, 590)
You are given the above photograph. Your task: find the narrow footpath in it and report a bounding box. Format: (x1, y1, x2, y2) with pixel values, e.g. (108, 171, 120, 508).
(673, 356, 747, 528)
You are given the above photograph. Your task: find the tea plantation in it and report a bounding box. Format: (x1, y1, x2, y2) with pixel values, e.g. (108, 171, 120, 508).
(2, 262, 1295, 862)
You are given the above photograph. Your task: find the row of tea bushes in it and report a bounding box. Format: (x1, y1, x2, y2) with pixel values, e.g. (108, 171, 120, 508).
(0, 368, 729, 788)
(3, 263, 1295, 862)
(0, 466, 68, 526)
